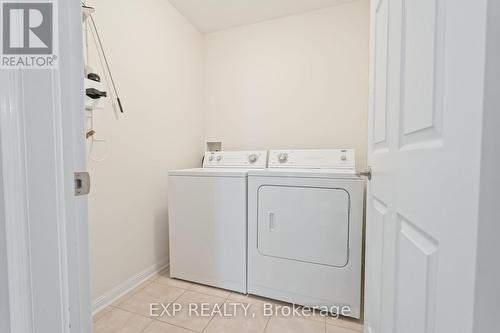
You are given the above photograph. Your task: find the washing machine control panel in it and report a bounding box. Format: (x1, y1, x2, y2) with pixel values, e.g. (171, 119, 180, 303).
(269, 149, 356, 169)
(203, 151, 268, 168)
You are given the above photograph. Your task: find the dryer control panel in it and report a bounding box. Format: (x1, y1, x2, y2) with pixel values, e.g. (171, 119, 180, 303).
(268, 149, 356, 169)
(203, 151, 268, 168)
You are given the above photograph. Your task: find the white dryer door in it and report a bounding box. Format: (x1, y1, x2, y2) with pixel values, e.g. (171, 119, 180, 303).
(257, 186, 350, 267)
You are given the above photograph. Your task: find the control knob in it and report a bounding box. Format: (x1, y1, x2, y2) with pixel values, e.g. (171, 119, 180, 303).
(248, 154, 258, 164)
(216, 155, 222, 161)
(278, 153, 288, 163)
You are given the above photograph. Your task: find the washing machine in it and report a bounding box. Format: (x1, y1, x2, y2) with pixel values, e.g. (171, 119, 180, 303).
(247, 149, 364, 318)
(168, 151, 267, 293)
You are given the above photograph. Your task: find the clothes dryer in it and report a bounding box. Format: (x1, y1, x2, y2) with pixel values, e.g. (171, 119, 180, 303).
(247, 149, 364, 318)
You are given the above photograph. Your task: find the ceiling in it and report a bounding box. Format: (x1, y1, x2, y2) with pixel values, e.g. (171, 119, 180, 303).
(168, 0, 354, 33)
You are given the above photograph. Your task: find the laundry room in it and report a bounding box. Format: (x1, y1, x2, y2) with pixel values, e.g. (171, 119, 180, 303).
(2, 0, 498, 332)
(82, 0, 370, 332)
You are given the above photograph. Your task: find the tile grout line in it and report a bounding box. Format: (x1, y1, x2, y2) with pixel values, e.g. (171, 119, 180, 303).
(111, 298, 201, 333)
(108, 282, 190, 320)
(108, 305, 153, 320)
(152, 286, 229, 333)
(200, 289, 232, 333)
(200, 314, 216, 333)
(110, 280, 155, 308)
(163, 280, 232, 300)
(152, 316, 200, 333)
(92, 279, 156, 324)
(224, 294, 270, 333)
(262, 313, 272, 333)
(138, 320, 155, 333)
(91, 307, 113, 325)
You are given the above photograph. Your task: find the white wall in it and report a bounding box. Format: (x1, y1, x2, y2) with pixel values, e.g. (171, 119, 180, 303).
(203, 0, 370, 168)
(86, 0, 204, 302)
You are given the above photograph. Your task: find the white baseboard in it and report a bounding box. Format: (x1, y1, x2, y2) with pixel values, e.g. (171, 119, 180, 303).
(92, 259, 170, 315)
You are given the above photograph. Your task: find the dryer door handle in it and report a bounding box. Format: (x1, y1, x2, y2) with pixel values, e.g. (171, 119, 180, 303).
(268, 212, 275, 231)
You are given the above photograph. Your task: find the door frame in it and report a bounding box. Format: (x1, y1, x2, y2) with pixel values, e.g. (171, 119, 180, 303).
(0, 1, 90, 332)
(473, 1, 500, 331)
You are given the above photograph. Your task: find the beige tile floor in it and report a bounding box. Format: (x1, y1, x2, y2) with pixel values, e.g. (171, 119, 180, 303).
(93, 269, 364, 333)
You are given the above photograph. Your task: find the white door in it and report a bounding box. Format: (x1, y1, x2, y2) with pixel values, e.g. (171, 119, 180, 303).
(0, 1, 90, 332)
(365, 0, 488, 333)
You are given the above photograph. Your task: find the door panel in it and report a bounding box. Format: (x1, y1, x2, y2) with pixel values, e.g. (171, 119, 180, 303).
(401, 0, 438, 135)
(400, 0, 445, 148)
(372, 0, 389, 151)
(257, 186, 349, 267)
(366, 0, 487, 332)
(395, 216, 438, 333)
